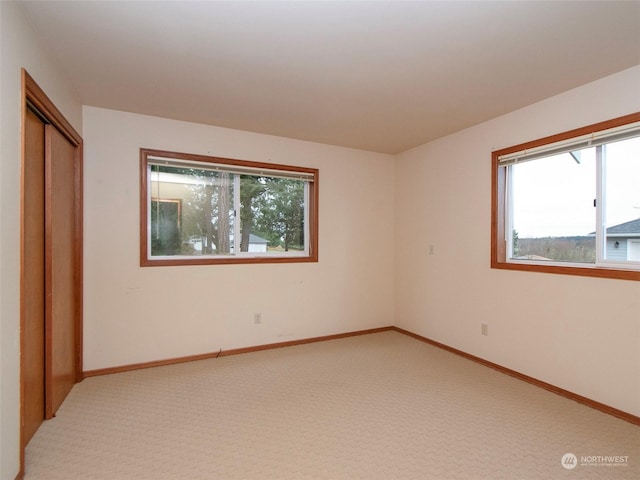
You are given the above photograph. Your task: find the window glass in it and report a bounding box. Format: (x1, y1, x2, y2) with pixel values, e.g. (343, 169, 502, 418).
(239, 175, 305, 254)
(603, 137, 640, 262)
(509, 148, 596, 263)
(150, 165, 235, 257)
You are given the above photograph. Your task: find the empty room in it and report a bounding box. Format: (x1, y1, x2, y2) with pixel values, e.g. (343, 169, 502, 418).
(1, 1, 639, 479)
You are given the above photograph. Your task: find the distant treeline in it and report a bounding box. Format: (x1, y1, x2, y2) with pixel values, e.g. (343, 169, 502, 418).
(514, 236, 595, 263)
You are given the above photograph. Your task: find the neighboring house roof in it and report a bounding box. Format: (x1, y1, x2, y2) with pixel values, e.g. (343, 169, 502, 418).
(590, 217, 640, 237)
(249, 234, 268, 244)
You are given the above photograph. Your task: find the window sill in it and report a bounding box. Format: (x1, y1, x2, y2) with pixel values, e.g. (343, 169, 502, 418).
(491, 259, 640, 281)
(142, 254, 318, 267)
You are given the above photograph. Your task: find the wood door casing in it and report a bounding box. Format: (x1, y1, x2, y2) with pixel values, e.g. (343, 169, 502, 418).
(44, 124, 77, 419)
(22, 109, 46, 445)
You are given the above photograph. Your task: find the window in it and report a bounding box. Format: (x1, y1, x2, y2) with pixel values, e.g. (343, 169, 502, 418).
(492, 113, 640, 281)
(140, 149, 318, 266)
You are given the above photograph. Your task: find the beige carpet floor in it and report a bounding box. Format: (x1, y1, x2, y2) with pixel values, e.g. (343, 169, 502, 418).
(25, 331, 639, 479)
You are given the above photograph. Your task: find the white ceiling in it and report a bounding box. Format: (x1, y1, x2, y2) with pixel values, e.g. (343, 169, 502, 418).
(18, 1, 640, 154)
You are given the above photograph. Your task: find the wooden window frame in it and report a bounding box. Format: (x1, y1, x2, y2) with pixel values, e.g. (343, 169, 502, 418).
(491, 112, 640, 281)
(140, 148, 319, 266)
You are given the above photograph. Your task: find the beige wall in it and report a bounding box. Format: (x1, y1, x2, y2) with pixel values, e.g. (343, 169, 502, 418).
(0, 2, 83, 478)
(395, 66, 640, 416)
(82, 106, 396, 371)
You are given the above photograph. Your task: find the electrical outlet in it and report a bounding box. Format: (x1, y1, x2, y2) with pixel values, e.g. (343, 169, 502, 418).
(481, 323, 488, 336)
(254, 313, 262, 325)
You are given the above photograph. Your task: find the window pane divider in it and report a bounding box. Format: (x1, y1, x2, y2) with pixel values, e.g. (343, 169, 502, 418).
(595, 145, 605, 265)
